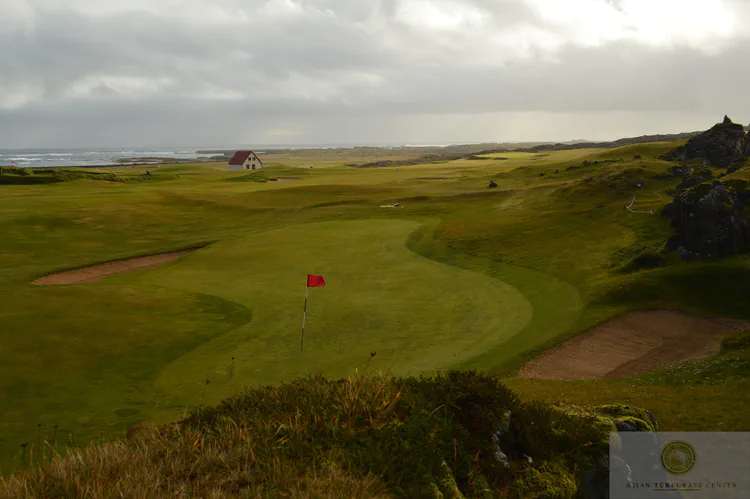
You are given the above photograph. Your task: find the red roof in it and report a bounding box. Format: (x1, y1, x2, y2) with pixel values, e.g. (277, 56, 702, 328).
(228, 150, 262, 165)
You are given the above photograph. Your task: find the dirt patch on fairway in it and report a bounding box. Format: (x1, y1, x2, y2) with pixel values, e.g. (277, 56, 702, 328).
(518, 310, 749, 380)
(32, 249, 198, 286)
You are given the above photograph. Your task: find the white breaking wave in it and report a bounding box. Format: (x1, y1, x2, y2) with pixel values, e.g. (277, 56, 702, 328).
(0, 148, 209, 167)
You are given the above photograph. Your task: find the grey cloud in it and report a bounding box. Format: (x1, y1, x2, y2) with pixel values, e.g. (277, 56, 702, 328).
(605, 0, 625, 12)
(375, 41, 750, 115)
(89, 83, 119, 97)
(3, 3, 390, 100)
(1, 0, 749, 147)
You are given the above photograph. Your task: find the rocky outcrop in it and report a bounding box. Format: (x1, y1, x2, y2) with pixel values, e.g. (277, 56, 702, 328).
(487, 403, 658, 499)
(660, 119, 750, 259)
(663, 116, 749, 167)
(663, 180, 750, 260)
(676, 166, 713, 190)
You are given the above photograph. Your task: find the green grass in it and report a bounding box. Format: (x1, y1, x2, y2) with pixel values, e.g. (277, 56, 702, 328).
(1, 141, 750, 479)
(140, 219, 534, 404)
(0, 371, 656, 497)
(506, 378, 750, 432)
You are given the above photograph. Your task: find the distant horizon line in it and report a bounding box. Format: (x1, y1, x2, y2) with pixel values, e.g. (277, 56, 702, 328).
(0, 140, 588, 152)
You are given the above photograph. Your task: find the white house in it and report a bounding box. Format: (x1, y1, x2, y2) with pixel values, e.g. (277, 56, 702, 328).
(228, 151, 263, 170)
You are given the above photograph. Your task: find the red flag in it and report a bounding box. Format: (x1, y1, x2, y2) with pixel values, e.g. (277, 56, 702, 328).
(307, 274, 326, 287)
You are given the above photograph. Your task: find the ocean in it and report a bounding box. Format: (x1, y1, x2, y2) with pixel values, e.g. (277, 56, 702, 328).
(0, 148, 218, 168)
(0, 143, 461, 168)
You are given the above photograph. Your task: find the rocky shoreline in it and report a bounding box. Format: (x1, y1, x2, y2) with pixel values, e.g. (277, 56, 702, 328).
(114, 155, 227, 165)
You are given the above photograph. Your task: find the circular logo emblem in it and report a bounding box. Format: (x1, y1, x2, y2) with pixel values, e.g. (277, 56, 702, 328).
(661, 441, 696, 475)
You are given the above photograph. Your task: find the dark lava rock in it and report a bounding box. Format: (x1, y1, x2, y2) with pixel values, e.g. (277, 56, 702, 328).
(643, 409, 658, 431)
(661, 203, 677, 218)
(665, 235, 681, 253)
(614, 419, 639, 432)
(665, 181, 750, 259)
(725, 179, 750, 200)
(663, 116, 749, 167)
(668, 165, 694, 178)
(582, 453, 639, 499)
(676, 166, 712, 191)
(678, 246, 694, 261)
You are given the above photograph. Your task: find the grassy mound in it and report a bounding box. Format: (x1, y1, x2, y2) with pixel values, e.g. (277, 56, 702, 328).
(0, 371, 654, 498)
(0, 167, 120, 184)
(0, 167, 179, 185)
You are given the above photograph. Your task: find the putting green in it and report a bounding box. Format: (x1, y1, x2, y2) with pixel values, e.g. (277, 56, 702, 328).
(127, 220, 533, 409)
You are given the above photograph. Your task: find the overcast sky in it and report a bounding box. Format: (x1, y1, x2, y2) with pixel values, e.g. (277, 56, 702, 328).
(1, 0, 749, 148)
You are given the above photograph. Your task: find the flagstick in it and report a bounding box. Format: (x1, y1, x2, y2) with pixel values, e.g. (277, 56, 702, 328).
(301, 285, 308, 352)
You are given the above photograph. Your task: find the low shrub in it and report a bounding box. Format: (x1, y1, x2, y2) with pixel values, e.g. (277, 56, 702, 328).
(1, 372, 657, 498)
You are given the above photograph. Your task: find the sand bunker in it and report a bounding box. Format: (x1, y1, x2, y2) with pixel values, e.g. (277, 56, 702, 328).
(518, 310, 749, 380)
(32, 249, 198, 286)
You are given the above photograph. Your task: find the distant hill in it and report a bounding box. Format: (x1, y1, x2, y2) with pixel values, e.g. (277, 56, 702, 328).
(351, 133, 701, 168)
(512, 132, 702, 153)
(200, 143, 550, 158)
(208, 133, 704, 169)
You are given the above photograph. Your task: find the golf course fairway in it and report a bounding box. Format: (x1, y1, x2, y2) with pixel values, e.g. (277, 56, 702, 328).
(6, 139, 748, 479)
(139, 220, 538, 411)
(2, 215, 582, 468)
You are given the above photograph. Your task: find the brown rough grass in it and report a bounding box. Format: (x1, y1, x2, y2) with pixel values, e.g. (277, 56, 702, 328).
(1, 371, 646, 498)
(0, 422, 391, 498)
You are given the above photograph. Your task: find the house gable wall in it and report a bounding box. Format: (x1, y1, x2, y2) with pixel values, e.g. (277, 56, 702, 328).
(228, 151, 263, 170)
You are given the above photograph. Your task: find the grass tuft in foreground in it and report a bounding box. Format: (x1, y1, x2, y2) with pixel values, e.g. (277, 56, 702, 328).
(1, 371, 654, 498)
